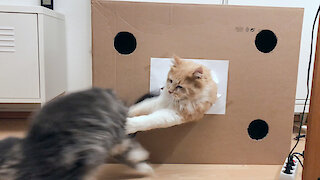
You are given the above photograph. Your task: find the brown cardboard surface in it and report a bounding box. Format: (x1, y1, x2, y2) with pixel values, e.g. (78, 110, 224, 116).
(92, 0, 303, 164)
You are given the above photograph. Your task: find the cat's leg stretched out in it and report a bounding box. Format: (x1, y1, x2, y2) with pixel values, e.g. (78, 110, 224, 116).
(128, 97, 159, 117)
(128, 93, 159, 137)
(110, 138, 153, 175)
(126, 109, 183, 134)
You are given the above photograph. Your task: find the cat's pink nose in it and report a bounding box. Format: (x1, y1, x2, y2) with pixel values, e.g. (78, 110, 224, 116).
(168, 90, 173, 94)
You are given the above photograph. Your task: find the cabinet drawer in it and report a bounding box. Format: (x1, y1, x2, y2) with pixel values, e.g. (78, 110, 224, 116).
(0, 13, 40, 99)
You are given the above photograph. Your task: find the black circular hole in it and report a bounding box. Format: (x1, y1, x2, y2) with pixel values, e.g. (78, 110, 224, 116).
(247, 119, 269, 140)
(255, 30, 277, 53)
(114, 32, 137, 55)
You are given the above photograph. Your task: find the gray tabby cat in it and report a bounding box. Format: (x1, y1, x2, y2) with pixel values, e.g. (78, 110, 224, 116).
(0, 88, 153, 180)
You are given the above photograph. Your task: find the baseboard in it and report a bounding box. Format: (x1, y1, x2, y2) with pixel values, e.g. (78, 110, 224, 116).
(0, 111, 32, 119)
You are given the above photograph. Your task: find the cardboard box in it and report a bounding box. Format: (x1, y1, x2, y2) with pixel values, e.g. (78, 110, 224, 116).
(92, 0, 303, 164)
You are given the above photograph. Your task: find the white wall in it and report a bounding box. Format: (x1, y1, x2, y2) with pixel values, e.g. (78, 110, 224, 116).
(0, 0, 92, 92)
(55, 0, 92, 92)
(113, 0, 224, 4)
(0, 0, 39, 6)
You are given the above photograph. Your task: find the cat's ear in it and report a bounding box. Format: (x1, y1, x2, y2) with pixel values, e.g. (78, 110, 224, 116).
(172, 56, 182, 67)
(193, 66, 203, 79)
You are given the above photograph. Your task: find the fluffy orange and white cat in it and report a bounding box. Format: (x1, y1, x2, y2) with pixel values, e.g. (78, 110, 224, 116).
(126, 56, 218, 134)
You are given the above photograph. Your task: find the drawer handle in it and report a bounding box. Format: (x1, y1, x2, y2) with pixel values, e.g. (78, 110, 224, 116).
(0, 27, 15, 36)
(0, 27, 15, 52)
(0, 26, 14, 30)
(0, 42, 15, 47)
(0, 37, 14, 41)
(0, 49, 15, 52)
(0, 32, 14, 36)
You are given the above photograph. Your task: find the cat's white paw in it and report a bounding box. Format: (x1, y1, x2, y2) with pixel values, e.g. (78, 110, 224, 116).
(128, 106, 139, 117)
(127, 111, 135, 118)
(125, 119, 137, 134)
(135, 162, 154, 176)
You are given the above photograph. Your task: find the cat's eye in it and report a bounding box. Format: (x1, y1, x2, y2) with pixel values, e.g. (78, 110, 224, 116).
(176, 85, 183, 89)
(168, 79, 173, 83)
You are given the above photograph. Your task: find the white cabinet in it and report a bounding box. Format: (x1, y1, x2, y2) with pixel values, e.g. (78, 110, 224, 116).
(0, 13, 40, 99)
(0, 6, 66, 107)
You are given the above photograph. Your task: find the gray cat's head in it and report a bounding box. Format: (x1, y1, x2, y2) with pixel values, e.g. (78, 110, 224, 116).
(100, 88, 128, 119)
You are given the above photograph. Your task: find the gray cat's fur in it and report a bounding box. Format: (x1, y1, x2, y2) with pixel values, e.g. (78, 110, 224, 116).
(0, 88, 152, 180)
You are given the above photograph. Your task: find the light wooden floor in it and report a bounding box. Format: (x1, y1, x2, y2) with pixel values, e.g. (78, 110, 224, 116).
(0, 119, 305, 180)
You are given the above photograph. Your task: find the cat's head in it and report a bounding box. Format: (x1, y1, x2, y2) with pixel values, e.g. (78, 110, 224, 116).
(166, 56, 211, 101)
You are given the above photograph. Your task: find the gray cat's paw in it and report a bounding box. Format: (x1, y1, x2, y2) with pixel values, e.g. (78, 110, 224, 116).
(127, 146, 149, 163)
(135, 162, 154, 176)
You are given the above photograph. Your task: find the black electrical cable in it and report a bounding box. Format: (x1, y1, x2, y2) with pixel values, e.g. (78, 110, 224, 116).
(294, 134, 306, 140)
(288, 4, 320, 162)
(292, 152, 304, 158)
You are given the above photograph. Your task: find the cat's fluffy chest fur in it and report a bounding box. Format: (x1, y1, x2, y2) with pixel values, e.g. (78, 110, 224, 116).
(159, 85, 215, 121)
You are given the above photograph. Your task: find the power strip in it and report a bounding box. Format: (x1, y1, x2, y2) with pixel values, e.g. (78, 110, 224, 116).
(279, 156, 299, 180)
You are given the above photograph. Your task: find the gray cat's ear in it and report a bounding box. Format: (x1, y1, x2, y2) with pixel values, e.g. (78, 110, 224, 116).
(172, 55, 182, 66)
(193, 66, 203, 79)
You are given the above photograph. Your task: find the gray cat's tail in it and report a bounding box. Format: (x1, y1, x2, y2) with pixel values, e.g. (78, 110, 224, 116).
(0, 137, 22, 156)
(0, 137, 23, 179)
(135, 92, 159, 104)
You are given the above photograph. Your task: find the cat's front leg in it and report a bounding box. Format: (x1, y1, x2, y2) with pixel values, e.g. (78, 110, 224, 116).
(126, 109, 183, 134)
(128, 97, 159, 117)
